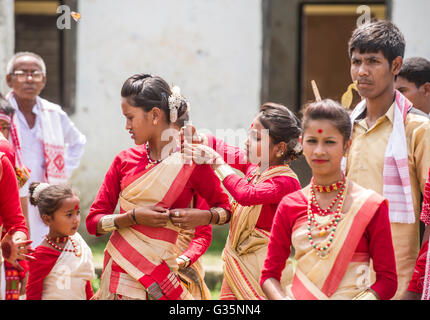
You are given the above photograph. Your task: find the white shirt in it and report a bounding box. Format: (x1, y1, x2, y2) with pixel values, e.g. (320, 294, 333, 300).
(13, 101, 86, 197)
(10, 98, 86, 246)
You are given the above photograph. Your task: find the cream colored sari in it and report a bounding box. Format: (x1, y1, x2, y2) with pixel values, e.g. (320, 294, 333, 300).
(222, 165, 299, 300)
(99, 153, 195, 300)
(174, 229, 211, 300)
(285, 189, 385, 299)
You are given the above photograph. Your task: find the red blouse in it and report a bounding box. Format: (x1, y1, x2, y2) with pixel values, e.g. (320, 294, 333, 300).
(407, 240, 428, 294)
(206, 134, 301, 231)
(26, 246, 93, 300)
(0, 153, 28, 237)
(86, 146, 230, 263)
(420, 168, 430, 225)
(260, 190, 398, 300)
(0, 139, 16, 166)
(181, 195, 212, 264)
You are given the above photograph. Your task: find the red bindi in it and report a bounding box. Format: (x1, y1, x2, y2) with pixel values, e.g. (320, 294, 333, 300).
(318, 129, 323, 134)
(74, 204, 79, 210)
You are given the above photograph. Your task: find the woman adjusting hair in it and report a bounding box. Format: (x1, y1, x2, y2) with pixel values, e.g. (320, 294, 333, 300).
(86, 73, 231, 300)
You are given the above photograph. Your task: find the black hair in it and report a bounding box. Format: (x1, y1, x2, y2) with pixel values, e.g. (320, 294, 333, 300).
(174, 110, 190, 128)
(302, 99, 352, 143)
(348, 20, 405, 66)
(257, 102, 302, 162)
(29, 182, 76, 218)
(399, 57, 430, 88)
(121, 73, 188, 123)
(0, 93, 15, 118)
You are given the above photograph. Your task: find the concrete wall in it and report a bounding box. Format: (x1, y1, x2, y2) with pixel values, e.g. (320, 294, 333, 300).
(0, 0, 14, 94)
(392, 0, 430, 59)
(72, 0, 262, 209)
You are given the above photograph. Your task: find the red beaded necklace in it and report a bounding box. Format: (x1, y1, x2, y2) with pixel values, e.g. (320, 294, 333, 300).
(46, 236, 69, 243)
(45, 236, 81, 257)
(311, 176, 345, 193)
(310, 181, 347, 216)
(307, 178, 348, 257)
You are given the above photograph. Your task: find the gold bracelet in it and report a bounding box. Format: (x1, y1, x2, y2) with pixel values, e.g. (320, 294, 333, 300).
(178, 255, 191, 268)
(213, 207, 230, 225)
(100, 214, 119, 232)
(215, 164, 235, 181)
(352, 289, 379, 300)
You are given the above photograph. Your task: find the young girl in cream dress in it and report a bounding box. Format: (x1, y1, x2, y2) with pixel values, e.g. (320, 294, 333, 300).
(26, 182, 95, 300)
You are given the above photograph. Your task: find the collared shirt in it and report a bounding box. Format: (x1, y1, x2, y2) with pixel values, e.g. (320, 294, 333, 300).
(12, 101, 86, 197)
(346, 102, 430, 299)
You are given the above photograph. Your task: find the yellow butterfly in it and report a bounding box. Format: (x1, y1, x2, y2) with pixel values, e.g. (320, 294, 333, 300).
(71, 11, 81, 22)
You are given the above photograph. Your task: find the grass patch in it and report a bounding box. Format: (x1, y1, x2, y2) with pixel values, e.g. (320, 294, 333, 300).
(210, 281, 222, 300)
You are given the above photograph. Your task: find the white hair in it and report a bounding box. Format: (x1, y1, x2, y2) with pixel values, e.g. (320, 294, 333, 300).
(6, 52, 47, 75)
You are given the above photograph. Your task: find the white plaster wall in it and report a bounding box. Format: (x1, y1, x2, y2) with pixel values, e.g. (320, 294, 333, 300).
(72, 0, 262, 208)
(392, 0, 430, 59)
(0, 0, 14, 94)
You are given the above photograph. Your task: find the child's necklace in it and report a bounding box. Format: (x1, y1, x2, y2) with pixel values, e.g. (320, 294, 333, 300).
(45, 236, 81, 257)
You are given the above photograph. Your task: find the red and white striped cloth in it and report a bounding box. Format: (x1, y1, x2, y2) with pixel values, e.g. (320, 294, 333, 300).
(7, 91, 67, 185)
(0, 109, 30, 187)
(348, 90, 415, 224)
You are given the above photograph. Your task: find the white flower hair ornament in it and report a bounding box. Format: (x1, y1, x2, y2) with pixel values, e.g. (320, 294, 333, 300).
(293, 141, 303, 154)
(168, 86, 189, 123)
(33, 183, 51, 202)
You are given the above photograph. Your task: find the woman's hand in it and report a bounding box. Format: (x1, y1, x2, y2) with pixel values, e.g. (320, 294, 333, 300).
(134, 206, 170, 228)
(179, 125, 205, 146)
(176, 257, 186, 269)
(183, 142, 224, 169)
(169, 208, 212, 229)
(1, 228, 35, 271)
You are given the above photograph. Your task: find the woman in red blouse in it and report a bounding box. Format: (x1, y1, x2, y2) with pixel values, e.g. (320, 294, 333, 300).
(86, 74, 230, 300)
(179, 103, 303, 300)
(403, 168, 430, 299)
(260, 99, 397, 300)
(0, 152, 34, 300)
(0, 94, 32, 300)
(170, 112, 213, 300)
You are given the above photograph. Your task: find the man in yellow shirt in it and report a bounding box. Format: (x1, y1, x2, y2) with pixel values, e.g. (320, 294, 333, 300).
(346, 20, 430, 300)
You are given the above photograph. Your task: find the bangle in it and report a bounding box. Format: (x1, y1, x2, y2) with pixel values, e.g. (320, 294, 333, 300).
(178, 255, 191, 268)
(213, 207, 229, 225)
(352, 289, 379, 300)
(131, 208, 138, 224)
(208, 209, 214, 225)
(101, 214, 119, 232)
(215, 164, 235, 181)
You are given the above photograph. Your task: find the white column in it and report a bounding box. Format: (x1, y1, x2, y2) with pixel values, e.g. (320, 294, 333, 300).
(392, 0, 430, 59)
(0, 0, 14, 94)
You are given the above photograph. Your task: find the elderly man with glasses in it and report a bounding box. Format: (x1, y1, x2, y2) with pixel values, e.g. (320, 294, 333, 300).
(4, 52, 86, 248)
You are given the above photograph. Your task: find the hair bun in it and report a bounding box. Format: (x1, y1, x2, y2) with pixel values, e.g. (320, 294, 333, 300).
(168, 86, 189, 122)
(29, 182, 50, 206)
